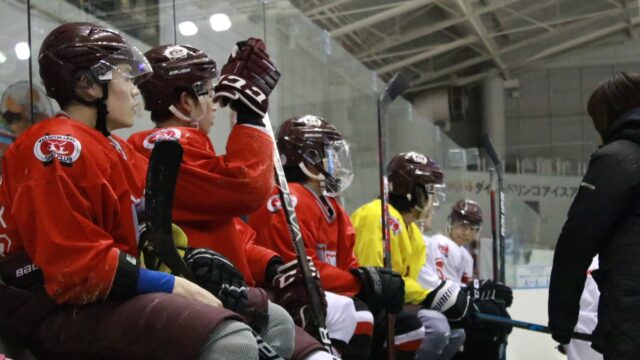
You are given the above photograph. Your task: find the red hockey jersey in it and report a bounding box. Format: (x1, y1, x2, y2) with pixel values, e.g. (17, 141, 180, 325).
(248, 183, 361, 296)
(0, 115, 147, 304)
(128, 125, 277, 286)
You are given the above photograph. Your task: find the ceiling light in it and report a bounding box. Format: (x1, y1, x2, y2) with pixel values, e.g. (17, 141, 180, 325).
(178, 21, 198, 36)
(15, 42, 30, 60)
(209, 13, 231, 32)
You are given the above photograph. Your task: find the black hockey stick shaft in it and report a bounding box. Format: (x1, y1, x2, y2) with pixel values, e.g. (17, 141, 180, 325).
(483, 134, 506, 283)
(475, 313, 593, 342)
(377, 72, 410, 360)
(143, 141, 284, 360)
(262, 114, 334, 354)
(488, 169, 499, 282)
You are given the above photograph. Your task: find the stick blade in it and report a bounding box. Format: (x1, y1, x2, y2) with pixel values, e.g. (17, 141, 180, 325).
(382, 72, 410, 102)
(143, 140, 194, 279)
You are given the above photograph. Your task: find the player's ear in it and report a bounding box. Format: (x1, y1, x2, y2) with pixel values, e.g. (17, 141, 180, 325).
(179, 91, 196, 113)
(73, 70, 103, 102)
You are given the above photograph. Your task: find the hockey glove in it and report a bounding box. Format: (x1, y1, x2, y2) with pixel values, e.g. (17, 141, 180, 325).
(270, 258, 327, 335)
(213, 38, 280, 122)
(423, 280, 472, 324)
(184, 248, 249, 314)
(351, 267, 405, 314)
(469, 279, 513, 307)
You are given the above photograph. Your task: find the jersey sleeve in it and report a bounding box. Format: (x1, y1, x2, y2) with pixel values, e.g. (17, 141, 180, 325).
(460, 248, 474, 283)
(6, 161, 122, 304)
(351, 202, 429, 304)
(236, 218, 279, 286)
(248, 188, 361, 296)
(335, 206, 359, 270)
(131, 126, 274, 220)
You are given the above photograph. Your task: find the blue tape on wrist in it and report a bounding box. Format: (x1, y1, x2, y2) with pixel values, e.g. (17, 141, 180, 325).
(137, 267, 175, 294)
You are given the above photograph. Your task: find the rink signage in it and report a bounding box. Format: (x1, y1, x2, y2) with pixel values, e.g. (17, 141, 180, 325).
(448, 179, 579, 199)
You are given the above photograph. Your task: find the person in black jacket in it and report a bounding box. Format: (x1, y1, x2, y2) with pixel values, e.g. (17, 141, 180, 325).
(549, 71, 640, 360)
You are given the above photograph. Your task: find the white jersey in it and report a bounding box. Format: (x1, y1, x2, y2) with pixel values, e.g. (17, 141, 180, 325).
(419, 234, 445, 290)
(565, 256, 602, 360)
(460, 246, 474, 284)
(432, 233, 473, 284)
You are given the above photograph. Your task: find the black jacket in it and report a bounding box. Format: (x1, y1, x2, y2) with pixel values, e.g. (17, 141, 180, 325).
(548, 107, 640, 356)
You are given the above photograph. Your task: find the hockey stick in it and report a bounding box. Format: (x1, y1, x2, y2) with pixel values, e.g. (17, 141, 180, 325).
(483, 134, 506, 283)
(142, 140, 195, 280)
(377, 72, 410, 360)
(475, 313, 593, 342)
(262, 114, 334, 354)
(141, 140, 284, 360)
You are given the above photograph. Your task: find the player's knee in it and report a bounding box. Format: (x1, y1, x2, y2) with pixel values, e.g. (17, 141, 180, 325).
(394, 311, 425, 352)
(326, 292, 358, 344)
(262, 301, 295, 359)
(199, 320, 259, 360)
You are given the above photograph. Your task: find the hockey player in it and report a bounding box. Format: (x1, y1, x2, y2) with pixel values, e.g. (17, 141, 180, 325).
(431, 199, 512, 360)
(549, 72, 640, 360)
(248, 115, 420, 360)
(128, 43, 333, 359)
(351, 152, 469, 360)
(0, 22, 260, 359)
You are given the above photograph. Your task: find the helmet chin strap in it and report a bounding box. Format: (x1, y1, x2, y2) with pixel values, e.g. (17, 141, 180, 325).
(299, 162, 327, 190)
(74, 80, 110, 136)
(168, 98, 206, 130)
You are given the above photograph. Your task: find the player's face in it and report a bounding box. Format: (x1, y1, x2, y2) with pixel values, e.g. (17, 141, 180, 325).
(106, 64, 139, 130)
(450, 222, 480, 245)
(196, 82, 217, 135)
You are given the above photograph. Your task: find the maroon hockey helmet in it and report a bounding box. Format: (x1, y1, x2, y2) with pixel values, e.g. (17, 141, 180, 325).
(387, 152, 444, 198)
(138, 44, 217, 115)
(450, 199, 483, 227)
(277, 115, 353, 196)
(39, 22, 152, 104)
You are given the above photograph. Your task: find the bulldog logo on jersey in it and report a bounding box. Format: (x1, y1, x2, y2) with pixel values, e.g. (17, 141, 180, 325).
(267, 194, 298, 213)
(143, 128, 182, 149)
(33, 135, 82, 166)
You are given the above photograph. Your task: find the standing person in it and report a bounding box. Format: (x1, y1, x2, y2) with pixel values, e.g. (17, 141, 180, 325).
(128, 43, 333, 360)
(561, 256, 602, 360)
(248, 115, 417, 360)
(0, 22, 260, 360)
(431, 199, 512, 360)
(351, 152, 469, 360)
(549, 72, 640, 360)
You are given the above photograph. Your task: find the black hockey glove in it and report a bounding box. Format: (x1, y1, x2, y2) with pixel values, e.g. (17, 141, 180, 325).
(184, 248, 249, 314)
(351, 267, 405, 314)
(423, 280, 473, 325)
(469, 279, 513, 307)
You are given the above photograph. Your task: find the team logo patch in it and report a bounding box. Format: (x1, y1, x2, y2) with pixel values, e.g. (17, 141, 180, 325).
(267, 194, 297, 213)
(297, 115, 323, 127)
(163, 45, 189, 60)
(438, 244, 449, 258)
(388, 215, 401, 235)
(33, 134, 81, 166)
(143, 128, 182, 149)
(407, 151, 427, 164)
